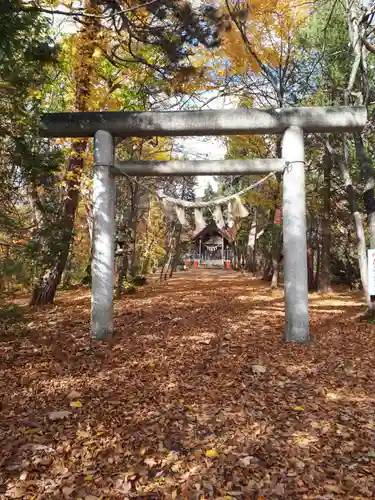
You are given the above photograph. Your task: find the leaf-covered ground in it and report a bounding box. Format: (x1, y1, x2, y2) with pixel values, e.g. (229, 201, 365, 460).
(1, 270, 375, 499)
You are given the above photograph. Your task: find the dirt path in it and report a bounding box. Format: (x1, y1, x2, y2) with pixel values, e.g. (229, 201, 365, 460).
(1, 270, 375, 499)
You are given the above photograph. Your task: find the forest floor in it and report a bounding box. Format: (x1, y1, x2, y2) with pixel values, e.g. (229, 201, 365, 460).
(1, 270, 375, 499)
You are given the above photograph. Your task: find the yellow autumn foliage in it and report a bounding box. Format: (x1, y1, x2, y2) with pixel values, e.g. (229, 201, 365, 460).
(137, 194, 167, 271)
(205, 0, 308, 74)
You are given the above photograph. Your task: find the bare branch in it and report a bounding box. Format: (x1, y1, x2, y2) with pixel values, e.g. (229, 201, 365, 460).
(16, 0, 160, 19)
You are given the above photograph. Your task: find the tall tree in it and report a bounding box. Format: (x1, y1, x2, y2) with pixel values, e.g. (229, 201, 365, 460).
(25, 0, 224, 305)
(213, 0, 310, 286)
(318, 151, 332, 292)
(0, 1, 62, 290)
(30, 0, 100, 305)
(300, 0, 371, 298)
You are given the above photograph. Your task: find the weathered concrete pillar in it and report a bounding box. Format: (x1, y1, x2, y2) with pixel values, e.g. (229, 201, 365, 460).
(282, 126, 309, 343)
(91, 130, 115, 340)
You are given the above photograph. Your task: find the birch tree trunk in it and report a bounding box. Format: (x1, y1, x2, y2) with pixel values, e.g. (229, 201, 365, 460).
(343, 0, 374, 312)
(327, 141, 369, 306)
(353, 133, 375, 248)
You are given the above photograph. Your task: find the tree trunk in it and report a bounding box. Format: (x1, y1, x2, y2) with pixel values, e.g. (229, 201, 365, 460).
(81, 201, 93, 286)
(262, 257, 272, 281)
(85, 199, 93, 244)
(246, 210, 257, 272)
(62, 255, 72, 288)
(82, 253, 92, 285)
(129, 221, 138, 277)
(160, 225, 175, 281)
(270, 148, 282, 288)
(307, 247, 315, 291)
(27, 182, 48, 286)
(161, 240, 174, 280)
(239, 246, 246, 271)
(116, 251, 126, 299)
(164, 250, 174, 280)
(128, 183, 141, 278)
(315, 243, 321, 291)
(353, 132, 375, 247)
(236, 244, 242, 271)
(170, 224, 182, 277)
(328, 141, 369, 306)
(141, 256, 151, 275)
(116, 180, 140, 296)
(346, 250, 355, 289)
(30, 2, 98, 306)
(232, 242, 241, 270)
(30, 142, 88, 306)
(262, 207, 276, 282)
(116, 234, 131, 297)
(140, 238, 155, 275)
(270, 223, 282, 289)
(318, 153, 332, 292)
(344, 0, 373, 313)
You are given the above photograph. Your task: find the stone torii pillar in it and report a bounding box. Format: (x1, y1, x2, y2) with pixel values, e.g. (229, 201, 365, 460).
(91, 130, 116, 340)
(282, 127, 308, 343)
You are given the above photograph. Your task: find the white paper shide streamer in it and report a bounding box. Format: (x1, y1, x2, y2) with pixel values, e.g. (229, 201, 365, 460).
(227, 200, 234, 228)
(166, 195, 249, 230)
(175, 206, 186, 226)
(194, 208, 206, 233)
(213, 205, 225, 229)
(154, 172, 274, 230)
(162, 199, 174, 219)
(232, 196, 249, 219)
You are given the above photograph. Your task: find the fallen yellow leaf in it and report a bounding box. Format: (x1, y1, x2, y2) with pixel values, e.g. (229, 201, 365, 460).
(76, 429, 89, 439)
(294, 406, 304, 411)
(70, 401, 82, 408)
(205, 449, 219, 457)
(324, 483, 341, 493)
(84, 474, 93, 481)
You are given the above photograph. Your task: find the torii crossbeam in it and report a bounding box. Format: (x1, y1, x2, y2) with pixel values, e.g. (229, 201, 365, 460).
(39, 106, 367, 344)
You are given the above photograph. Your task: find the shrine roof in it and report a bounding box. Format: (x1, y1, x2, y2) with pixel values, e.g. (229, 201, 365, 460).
(190, 221, 232, 242)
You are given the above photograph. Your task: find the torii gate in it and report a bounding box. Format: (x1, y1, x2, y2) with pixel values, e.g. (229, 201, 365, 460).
(40, 106, 367, 344)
